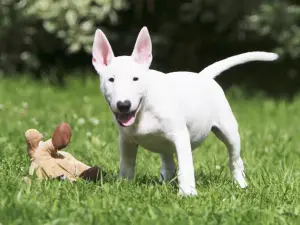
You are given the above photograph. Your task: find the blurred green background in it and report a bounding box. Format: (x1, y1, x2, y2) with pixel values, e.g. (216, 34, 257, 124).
(1, 2, 300, 224)
(1, 0, 299, 96)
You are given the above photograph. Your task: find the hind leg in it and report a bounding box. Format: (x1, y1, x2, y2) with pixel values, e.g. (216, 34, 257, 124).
(212, 116, 247, 188)
(160, 153, 176, 181)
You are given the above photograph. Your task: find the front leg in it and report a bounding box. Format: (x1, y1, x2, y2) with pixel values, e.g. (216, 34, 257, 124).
(171, 128, 197, 196)
(119, 135, 138, 180)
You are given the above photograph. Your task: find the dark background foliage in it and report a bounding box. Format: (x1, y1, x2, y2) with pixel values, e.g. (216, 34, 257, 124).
(1, 0, 299, 96)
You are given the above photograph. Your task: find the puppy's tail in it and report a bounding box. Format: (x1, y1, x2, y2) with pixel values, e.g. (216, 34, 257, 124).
(199, 51, 279, 79)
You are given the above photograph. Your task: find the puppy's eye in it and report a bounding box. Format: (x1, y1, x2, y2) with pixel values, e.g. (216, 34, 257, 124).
(108, 78, 114, 82)
(133, 77, 139, 81)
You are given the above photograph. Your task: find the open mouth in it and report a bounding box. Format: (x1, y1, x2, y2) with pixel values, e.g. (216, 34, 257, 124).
(115, 99, 142, 127)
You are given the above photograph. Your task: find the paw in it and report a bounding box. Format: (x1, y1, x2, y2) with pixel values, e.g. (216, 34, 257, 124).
(230, 158, 247, 188)
(178, 185, 198, 197)
(160, 170, 176, 182)
(234, 171, 247, 188)
(119, 172, 134, 181)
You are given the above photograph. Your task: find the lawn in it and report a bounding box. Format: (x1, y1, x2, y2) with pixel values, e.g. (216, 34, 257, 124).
(0, 75, 299, 225)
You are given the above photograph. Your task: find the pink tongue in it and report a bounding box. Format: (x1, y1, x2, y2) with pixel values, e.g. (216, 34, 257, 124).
(118, 114, 135, 127)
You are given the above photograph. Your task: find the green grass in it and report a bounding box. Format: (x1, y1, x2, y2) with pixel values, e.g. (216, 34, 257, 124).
(0, 75, 299, 225)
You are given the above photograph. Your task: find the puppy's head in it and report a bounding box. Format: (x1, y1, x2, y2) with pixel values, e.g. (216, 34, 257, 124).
(92, 27, 152, 127)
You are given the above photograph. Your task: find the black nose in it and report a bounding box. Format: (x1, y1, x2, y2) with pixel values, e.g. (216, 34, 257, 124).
(117, 100, 131, 112)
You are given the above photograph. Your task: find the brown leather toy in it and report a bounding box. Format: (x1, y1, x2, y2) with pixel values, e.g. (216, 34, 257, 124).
(25, 122, 103, 182)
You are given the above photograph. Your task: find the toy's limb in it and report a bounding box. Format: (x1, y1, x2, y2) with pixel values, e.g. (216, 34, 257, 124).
(55, 151, 91, 177)
(73, 160, 91, 175)
(52, 122, 72, 151)
(56, 151, 104, 182)
(39, 122, 72, 155)
(38, 158, 76, 180)
(29, 161, 40, 176)
(25, 129, 43, 159)
(79, 166, 104, 182)
(43, 139, 57, 154)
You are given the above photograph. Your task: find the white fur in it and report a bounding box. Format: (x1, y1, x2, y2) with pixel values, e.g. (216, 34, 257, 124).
(92, 27, 278, 196)
(198, 51, 278, 79)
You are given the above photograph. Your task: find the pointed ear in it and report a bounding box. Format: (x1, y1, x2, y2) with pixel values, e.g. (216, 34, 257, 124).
(131, 27, 152, 67)
(92, 29, 114, 72)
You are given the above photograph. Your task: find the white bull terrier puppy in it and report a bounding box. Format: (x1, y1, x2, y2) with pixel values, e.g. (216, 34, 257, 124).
(91, 27, 278, 196)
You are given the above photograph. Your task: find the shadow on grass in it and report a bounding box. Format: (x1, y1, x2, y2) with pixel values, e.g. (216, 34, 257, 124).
(94, 167, 234, 188)
(23, 165, 236, 193)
